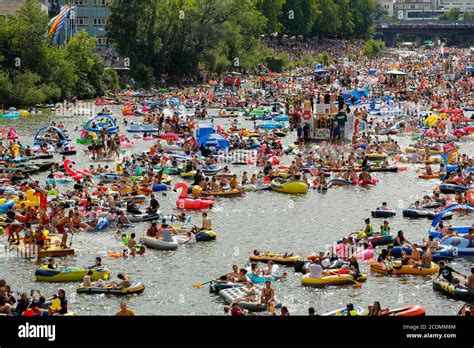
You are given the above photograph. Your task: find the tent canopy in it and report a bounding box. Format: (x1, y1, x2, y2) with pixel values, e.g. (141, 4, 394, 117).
(34, 126, 69, 146)
(198, 133, 230, 149)
(384, 69, 407, 76)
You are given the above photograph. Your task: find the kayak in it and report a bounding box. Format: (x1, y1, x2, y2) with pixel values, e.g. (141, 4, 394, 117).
(76, 281, 145, 295)
(382, 306, 426, 316)
(35, 266, 111, 282)
(301, 273, 368, 288)
(439, 184, 471, 194)
(418, 172, 440, 179)
(370, 261, 439, 276)
(140, 236, 179, 250)
(371, 210, 396, 218)
(249, 253, 301, 265)
(219, 286, 282, 312)
(432, 279, 474, 302)
(322, 307, 367, 316)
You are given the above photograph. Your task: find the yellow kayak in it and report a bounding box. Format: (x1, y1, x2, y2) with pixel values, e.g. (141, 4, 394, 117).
(249, 253, 301, 265)
(370, 261, 439, 276)
(301, 272, 368, 288)
(35, 266, 111, 282)
(270, 179, 308, 194)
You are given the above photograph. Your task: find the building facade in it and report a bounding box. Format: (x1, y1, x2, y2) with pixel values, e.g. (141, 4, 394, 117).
(438, 0, 474, 12)
(0, 0, 47, 16)
(48, 0, 110, 52)
(394, 0, 444, 20)
(378, 0, 396, 17)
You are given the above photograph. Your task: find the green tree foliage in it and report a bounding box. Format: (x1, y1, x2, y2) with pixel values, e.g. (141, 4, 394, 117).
(464, 11, 474, 20)
(278, 0, 320, 41)
(363, 39, 386, 57)
(375, 2, 388, 20)
(0, 0, 118, 106)
(439, 7, 460, 20)
(256, 0, 285, 35)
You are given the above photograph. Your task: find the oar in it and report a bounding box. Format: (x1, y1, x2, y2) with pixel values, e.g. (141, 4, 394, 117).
(193, 280, 212, 289)
(328, 270, 362, 288)
(68, 232, 74, 248)
(193, 274, 225, 289)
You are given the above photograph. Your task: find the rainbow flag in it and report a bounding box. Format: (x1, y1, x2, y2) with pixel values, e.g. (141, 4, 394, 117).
(49, 5, 76, 45)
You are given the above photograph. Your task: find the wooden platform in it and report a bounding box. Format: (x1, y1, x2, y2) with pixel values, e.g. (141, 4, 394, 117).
(7, 235, 75, 259)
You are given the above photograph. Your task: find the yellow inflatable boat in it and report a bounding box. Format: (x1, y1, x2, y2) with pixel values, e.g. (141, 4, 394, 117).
(370, 261, 439, 276)
(301, 273, 368, 288)
(270, 179, 308, 194)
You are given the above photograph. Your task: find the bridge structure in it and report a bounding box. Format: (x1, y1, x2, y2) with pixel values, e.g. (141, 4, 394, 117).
(376, 21, 474, 47)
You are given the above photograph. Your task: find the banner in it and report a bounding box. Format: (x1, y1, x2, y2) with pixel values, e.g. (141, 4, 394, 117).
(443, 142, 457, 155)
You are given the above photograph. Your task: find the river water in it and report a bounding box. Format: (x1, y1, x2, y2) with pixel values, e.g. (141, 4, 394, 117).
(0, 106, 472, 315)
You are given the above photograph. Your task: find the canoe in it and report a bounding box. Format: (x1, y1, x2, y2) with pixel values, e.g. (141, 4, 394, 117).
(76, 281, 145, 295)
(35, 266, 111, 282)
(370, 261, 439, 276)
(301, 273, 368, 288)
(140, 236, 179, 250)
(432, 279, 474, 302)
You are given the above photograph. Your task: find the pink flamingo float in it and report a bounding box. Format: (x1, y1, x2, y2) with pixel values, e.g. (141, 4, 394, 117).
(64, 159, 92, 181)
(174, 182, 214, 210)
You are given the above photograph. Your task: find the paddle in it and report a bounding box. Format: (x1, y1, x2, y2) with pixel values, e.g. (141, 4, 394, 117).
(193, 274, 226, 289)
(328, 270, 362, 288)
(68, 232, 74, 248)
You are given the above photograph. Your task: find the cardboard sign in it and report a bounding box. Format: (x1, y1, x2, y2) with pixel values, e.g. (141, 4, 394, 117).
(443, 142, 457, 155)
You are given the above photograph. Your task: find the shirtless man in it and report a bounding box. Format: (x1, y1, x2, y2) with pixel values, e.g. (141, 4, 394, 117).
(54, 211, 76, 248)
(260, 280, 275, 307)
(201, 212, 212, 231)
(358, 169, 372, 184)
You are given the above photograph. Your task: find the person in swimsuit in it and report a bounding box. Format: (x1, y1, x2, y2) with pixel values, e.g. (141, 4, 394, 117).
(230, 282, 256, 306)
(260, 280, 275, 307)
(54, 211, 76, 248)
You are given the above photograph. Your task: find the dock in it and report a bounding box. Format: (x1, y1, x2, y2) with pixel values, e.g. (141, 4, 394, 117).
(6, 235, 75, 259)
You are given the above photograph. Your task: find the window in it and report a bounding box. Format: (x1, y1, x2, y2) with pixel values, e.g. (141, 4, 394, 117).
(75, 17, 88, 25)
(93, 17, 107, 26)
(93, 0, 107, 5)
(96, 37, 107, 45)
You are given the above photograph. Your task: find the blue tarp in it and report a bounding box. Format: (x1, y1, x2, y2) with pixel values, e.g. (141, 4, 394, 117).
(85, 114, 118, 134)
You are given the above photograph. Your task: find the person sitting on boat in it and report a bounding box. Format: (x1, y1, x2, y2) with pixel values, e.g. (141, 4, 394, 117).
(368, 301, 385, 316)
(393, 230, 411, 247)
(423, 235, 440, 252)
(380, 220, 391, 236)
(225, 265, 239, 282)
(379, 202, 390, 210)
(436, 261, 467, 286)
(46, 258, 56, 270)
(230, 282, 257, 307)
(47, 289, 67, 316)
(307, 258, 326, 279)
(126, 201, 142, 215)
(160, 223, 177, 243)
(89, 257, 103, 270)
(408, 243, 421, 266)
(263, 261, 287, 279)
(117, 211, 131, 227)
(109, 274, 131, 289)
(420, 247, 432, 268)
(260, 280, 276, 308)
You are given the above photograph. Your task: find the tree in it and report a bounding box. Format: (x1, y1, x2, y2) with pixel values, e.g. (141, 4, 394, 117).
(351, 0, 376, 38)
(256, 0, 285, 35)
(363, 39, 385, 57)
(439, 7, 460, 20)
(278, 0, 320, 42)
(312, 0, 341, 38)
(375, 1, 388, 20)
(463, 11, 474, 20)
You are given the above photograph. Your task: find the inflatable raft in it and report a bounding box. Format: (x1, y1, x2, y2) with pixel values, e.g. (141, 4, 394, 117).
(76, 281, 145, 295)
(370, 261, 439, 276)
(219, 286, 282, 312)
(249, 253, 301, 265)
(432, 279, 474, 302)
(140, 236, 179, 250)
(301, 273, 368, 288)
(35, 266, 111, 282)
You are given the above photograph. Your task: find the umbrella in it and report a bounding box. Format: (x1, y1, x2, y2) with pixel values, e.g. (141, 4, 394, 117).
(384, 70, 407, 75)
